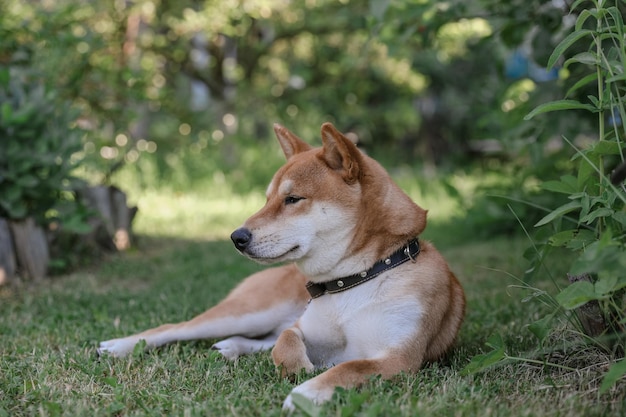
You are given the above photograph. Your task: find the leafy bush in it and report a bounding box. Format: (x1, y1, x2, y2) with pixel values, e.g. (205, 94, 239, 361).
(526, 0, 626, 338)
(0, 66, 84, 224)
(465, 0, 626, 393)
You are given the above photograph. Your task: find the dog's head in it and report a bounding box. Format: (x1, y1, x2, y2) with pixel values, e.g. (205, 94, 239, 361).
(231, 123, 427, 278)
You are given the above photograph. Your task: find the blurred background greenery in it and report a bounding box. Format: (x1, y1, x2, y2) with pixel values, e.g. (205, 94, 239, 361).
(0, 0, 618, 241)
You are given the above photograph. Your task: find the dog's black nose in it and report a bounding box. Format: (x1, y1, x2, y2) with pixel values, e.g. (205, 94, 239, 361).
(231, 228, 252, 251)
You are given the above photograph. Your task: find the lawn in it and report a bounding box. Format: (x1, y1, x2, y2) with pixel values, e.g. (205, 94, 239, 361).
(1, 178, 624, 416)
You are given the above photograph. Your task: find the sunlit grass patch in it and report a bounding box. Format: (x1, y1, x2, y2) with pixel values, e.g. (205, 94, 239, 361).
(124, 167, 474, 241)
(130, 188, 266, 240)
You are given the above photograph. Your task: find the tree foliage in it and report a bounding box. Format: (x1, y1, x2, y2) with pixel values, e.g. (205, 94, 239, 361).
(0, 67, 82, 222)
(2, 0, 603, 177)
(1, 0, 622, 201)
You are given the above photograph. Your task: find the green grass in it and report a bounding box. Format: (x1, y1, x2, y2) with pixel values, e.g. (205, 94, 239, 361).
(1, 178, 625, 416)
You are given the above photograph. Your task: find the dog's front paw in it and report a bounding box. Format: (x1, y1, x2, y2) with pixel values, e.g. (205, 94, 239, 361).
(282, 381, 334, 412)
(272, 329, 314, 377)
(98, 337, 139, 358)
(282, 393, 297, 412)
(277, 358, 315, 379)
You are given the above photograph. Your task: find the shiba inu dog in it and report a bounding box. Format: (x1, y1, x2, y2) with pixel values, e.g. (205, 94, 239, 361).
(99, 122, 465, 410)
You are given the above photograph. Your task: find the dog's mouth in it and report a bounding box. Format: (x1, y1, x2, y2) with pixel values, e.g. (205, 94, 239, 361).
(247, 245, 300, 263)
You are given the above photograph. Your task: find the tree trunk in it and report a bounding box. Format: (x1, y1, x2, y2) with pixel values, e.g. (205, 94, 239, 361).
(0, 218, 16, 285)
(110, 186, 135, 250)
(79, 185, 137, 251)
(10, 217, 49, 281)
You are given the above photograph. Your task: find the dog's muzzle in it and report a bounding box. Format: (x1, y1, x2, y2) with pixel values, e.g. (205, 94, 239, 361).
(231, 227, 252, 252)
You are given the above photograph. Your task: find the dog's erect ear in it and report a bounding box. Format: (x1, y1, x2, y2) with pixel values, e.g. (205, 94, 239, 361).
(274, 124, 312, 159)
(319, 123, 361, 183)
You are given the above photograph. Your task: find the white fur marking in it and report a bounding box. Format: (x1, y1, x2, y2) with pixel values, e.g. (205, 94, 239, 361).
(265, 179, 275, 198)
(245, 202, 358, 278)
(212, 335, 279, 360)
(277, 179, 293, 196)
(299, 281, 423, 367)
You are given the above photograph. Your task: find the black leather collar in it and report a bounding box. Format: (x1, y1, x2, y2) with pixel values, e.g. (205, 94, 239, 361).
(305, 238, 420, 299)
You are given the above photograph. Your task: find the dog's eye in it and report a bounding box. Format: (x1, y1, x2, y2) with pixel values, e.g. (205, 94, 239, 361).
(284, 196, 304, 205)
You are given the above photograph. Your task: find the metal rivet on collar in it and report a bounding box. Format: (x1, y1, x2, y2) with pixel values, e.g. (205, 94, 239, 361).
(360, 271, 367, 277)
(337, 280, 344, 287)
(384, 258, 391, 265)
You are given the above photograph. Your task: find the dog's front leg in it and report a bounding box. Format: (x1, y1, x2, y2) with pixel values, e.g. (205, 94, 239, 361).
(271, 326, 314, 378)
(281, 356, 411, 411)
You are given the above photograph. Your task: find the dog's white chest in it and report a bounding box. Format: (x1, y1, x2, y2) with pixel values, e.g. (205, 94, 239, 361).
(299, 283, 423, 368)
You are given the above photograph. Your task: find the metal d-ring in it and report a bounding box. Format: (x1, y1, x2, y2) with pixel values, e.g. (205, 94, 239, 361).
(404, 244, 417, 263)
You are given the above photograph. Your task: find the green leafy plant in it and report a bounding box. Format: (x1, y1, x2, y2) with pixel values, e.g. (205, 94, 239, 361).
(465, 0, 626, 392)
(0, 66, 84, 223)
